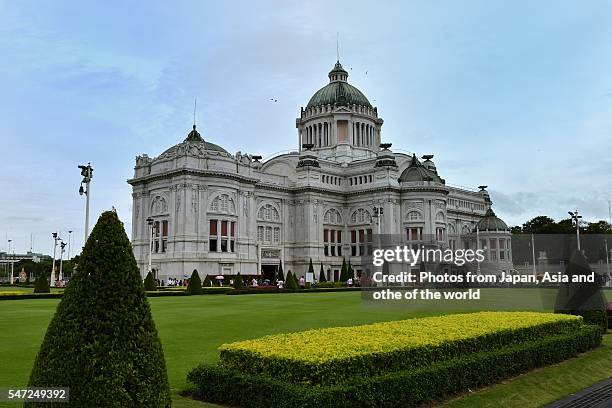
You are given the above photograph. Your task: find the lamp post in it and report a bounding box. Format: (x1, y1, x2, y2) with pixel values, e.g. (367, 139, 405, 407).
(59, 241, 66, 283)
(146, 217, 154, 277)
(568, 210, 582, 251)
(7, 239, 12, 284)
(78, 163, 94, 244)
(67, 230, 73, 260)
(51, 233, 59, 286)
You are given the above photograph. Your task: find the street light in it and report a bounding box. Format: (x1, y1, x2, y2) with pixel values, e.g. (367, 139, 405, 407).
(7, 239, 12, 284)
(59, 241, 66, 283)
(146, 217, 154, 277)
(51, 232, 59, 286)
(67, 230, 73, 260)
(568, 210, 582, 251)
(78, 163, 94, 244)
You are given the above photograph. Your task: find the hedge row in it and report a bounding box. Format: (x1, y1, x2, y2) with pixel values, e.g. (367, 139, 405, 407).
(219, 312, 582, 385)
(188, 325, 602, 408)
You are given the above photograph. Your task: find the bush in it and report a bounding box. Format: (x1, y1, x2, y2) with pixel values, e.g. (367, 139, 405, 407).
(318, 263, 326, 283)
(186, 270, 203, 295)
(276, 261, 284, 282)
(284, 271, 298, 291)
(219, 312, 583, 386)
(339, 258, 348, 282)
(33, 272, 50, 294)
(189, 325, 602, 408)
(233, 273, 245, 289)
(144, 271, 157, 291)
(316, 281, 344, 288)
(203, 274, 214, 287)
(26, 211, 171, 407)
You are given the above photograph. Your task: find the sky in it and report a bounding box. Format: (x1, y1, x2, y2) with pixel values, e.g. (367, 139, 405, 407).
(1, 0, 611, 256)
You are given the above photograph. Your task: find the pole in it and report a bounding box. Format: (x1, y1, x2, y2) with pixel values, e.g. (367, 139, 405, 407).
(605, 239, 610, 286)
(67, 230, 72, 260)
(84, 171, 91, 243)
(575, 211, 581, 251)
(51, 234, 57, 286)
(148, 223, 153, 276)
(59, 244, 63, 283)
(531, 233, 537, 278)
(8, 240, 12, 284)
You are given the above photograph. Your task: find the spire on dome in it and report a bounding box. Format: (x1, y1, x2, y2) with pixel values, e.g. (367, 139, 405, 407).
(184, 124, 204, 142)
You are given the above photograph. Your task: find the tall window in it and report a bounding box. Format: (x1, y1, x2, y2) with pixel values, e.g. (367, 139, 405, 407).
(257, 203, 282, 245)
(351, 228, 372, 256)
(324, 229, 342, 257)
(209, 219, 236, 253)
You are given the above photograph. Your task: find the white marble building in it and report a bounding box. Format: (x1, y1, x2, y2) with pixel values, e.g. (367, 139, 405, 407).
(128, 61, 512, 282)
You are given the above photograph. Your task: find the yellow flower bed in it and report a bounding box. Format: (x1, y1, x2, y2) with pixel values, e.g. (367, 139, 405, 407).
(219, 311, 582, 385)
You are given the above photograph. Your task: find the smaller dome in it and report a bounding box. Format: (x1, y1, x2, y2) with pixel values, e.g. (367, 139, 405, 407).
(398, 154, 443, 184)
(474, 208, 508, 232)
(157, 125, 229, 159)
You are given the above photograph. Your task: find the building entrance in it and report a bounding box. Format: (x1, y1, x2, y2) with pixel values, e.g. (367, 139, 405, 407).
(261, 264, 278, 283)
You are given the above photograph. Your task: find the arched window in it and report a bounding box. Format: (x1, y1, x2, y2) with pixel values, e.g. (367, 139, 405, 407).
(210, 194, 235, 214)
(436, 212, 446, 223)
(323, 208, 343, 225)
(257, 204, 280, 222)
(350, 208, 371, 225)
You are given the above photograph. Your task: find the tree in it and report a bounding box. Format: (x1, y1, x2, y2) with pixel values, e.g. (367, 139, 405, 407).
(522, 216, 558, 234)
(284, 271, 298, 291)
(348, 259, 355, 280)
(33, 272, 50, 294)
(203, 274, 213, 287)
(186, 270, 202, 295)
(233, 272, 245, 289)
(586, 220, 612, 234)
(308, 258, 314, 276)
(144, 271, 157, 291)
(27, 211, 171, 407)
(339, 258, 349, 282)
(319, 263, 326, 283)
(276, 260, 284, 282)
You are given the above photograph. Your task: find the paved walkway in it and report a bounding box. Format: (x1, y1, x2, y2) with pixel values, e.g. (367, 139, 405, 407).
(544, 377, 612, 408)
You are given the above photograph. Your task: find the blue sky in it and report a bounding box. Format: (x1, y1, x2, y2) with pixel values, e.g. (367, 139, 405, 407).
(1, 0, 611, 255)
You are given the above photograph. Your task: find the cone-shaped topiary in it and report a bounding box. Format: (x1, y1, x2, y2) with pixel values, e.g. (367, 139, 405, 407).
(144, 271, 157, 291)
(186, 269, 203, 295)
(26, 211, 171, 407)
(308, 258, 314, 275)
(339, 258, 349, 282)
(348, 260, 355, 280)
(203, 273, 213, 287)
(233, 272, 245, 289)
(285, 271, 298, 291)
(319, 263, 326, 283)
(33, 271, 50, 294)
(276, 260, 284, 282)
(555, 250, 607, 333)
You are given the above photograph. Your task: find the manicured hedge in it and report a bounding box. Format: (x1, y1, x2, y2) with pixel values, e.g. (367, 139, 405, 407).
(188, 325, 602, 408)
(219, 312, 582, 385)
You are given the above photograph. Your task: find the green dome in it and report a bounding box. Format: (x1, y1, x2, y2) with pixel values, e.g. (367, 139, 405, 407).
(398, 154, 444, 184)
(306, 61, 372, 109)
(474, 208, 508, 232)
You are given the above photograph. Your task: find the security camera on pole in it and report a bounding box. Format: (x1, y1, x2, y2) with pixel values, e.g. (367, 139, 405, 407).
(78, 163, 94, 244)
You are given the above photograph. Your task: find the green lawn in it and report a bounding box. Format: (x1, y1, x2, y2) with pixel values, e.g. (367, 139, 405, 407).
(0, 290, 610, 407)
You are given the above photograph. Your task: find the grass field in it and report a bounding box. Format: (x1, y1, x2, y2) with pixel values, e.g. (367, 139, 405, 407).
(0, 290, 610, 407)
